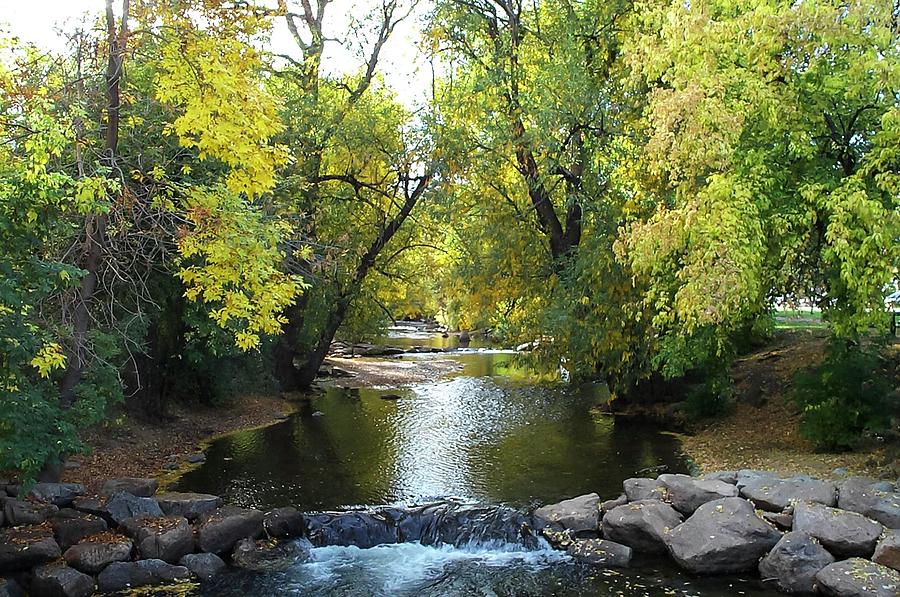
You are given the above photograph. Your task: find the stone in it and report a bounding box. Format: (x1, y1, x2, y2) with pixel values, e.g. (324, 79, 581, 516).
(761, 510, 793, 531)
(740, 476, 836, 512)
(540, 527, 576, 548)
(622, 478, 667, 502)
(815, 558, 900, 597)
(49, 509, 108, 550)
(735, 469, 779, 489)
(128, 516, 194, 563)
(566, 538, 632, 567)
(156, 492, 223, 521)
(97, 559, 191, 593)
(186, 453, 206, 464)
(793, 501, 883, 557)
(196, 506, 264, 554)
(758, 531, 835, 594)
(873, 529, 900, 571)
(100, 478, 158, 498)
(838, 477, 900, 529)
(263, 507, 305, 538)
(179, 552, 226, 581)
(0, 525, 61, 571)
(658, 474, 739, 515)
(105, 492, 163, 525)
(665, 497, 781, 574)
(31, 561, 95, 597)
(0, 577, 22, 597)
(70, 496, 108, 520)
(2, 498, 58, 526)
(600, 495, 627, 514)
(601, 500, 682, 554)
(63, 532, 133, 574)
(27, 484, 85, 508)
(231, 537, 309, 572)
(533, 493, 600, 534)
(703, 471, 738, 485)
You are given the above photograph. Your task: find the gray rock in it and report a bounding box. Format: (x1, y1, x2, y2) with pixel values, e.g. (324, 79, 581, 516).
(703, 471, 738, 485)
(794, 501, 883, 557)
(602, 500, 682, 554)
(100, 478, 158, 498)
(758, 531, 835, 594)
(665, 497, 781, 574)
(264, 507, 305, 538)
(231, 537, 309, 572)
(873, 529, 900, 571)
(105, 492, 163, 525)
(2, 498, 58, 526)
(28, 484, 85, 508)
(31, 561, 95, 597)
(600, 495, 628, 513)
(838, 477, 900, 529)
(156, 492, 223, 521)
(815, 558, 900, 597)
(128, 516, 194, 563)
(70, 496, 108, 519)
(0, 525, 60, 571)
(740, 476, 836, 511)
(0, 577, 22, 597)
(761, 510, 793, 530)
(97, 559, 191, 593)
(196, 506, 264, 554)
(179, 552, 226, 581)
(622, 478, 667, 502)
(533, 493, 600, 534)
(566, 538, 631, 567)
(63, 533, 133, 574)
(658, 474, 739, 514)
(736, 469, 779, 489)
(49, 509, 108, 550)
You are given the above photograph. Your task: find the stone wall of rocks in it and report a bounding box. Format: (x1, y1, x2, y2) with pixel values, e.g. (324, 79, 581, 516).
(534, 470, 900, 596)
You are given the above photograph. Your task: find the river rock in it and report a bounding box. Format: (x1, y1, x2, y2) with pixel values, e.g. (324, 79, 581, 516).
(533, 493, 600, 534)
(105, 492, 163, 525)
(97, 559, 191, 593)
(179, 552, 226, 580)
(566, 538, 632, 567)
(63, 532, 133, 574)
(665, 497, 781, 574)
(658, 474, 739, 515)
(264, 507, 305, 538)
(873, 529, 900, 571)
(703, 471, 738, 485)
(736, 469, 779, 489)
(31, 560, 95, 597)
(28, 484, 85, 508)
(740, 476, 836, 511)
(196, 506, 264, 554)
(761, 510, 793, 531)
(622, 478, 667, 502)
(838, 477, 900, 528)
(793, 501, 882, 557)
(2, 498, 58, 526)
(602, 500, 682, 554)
(100, 478, 158, 498)
(600, 495, 627, 513)
(156, 492, 223, 521)
(815, 558, 900, 597)
(0, 525, 60, 571)
(231, 537, 310, 572)
(305, 511, 400, 548)
(758, 531, 835, 594)
(128, 516, 194, 563)
(49, 509, 108, 550)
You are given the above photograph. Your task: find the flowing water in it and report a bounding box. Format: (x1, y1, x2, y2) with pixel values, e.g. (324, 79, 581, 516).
(174, 330, 780, 596)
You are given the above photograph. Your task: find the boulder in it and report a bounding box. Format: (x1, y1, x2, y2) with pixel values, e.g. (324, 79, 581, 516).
(793, 501, 882, 557)
(97, 559, 191, 593)
(601, 500, 682, 554)
(838, 477, 900, 529)
(758, 531, 835, 594)
(740, 476, 836, 512)
(2, 499, 58, 526)
(63, 532, 133, 574)
(815, 558, 900, 597)
(263, 507, 305, 538)
(665, 497, 781, 574)
(27, 484, 85, 508)
(0, 525, 60, 571)
(622, 478, 666, 502)
(49, 509, 108, 550)
(31, 561, 95, 597)
(70, 497, 108, 520)
(600, 495, 627, 513)
(104, 492, 163, 525)
(533, 493, 600, 534)
(0, 578, 22, 597)
(658, 474, 739, 515)
(761, 510, 793, 531)
(566, 538, 631, 567)
(873, 529, 900, 571)
(196, 506, 264, 554)
(100, 478, 158, 498)
(127, 516, 194, 563)
(156, 492, 223, 521)
(179, 552, 226, 581)
(735, 469, 779, 489)
(231, 537, 309, 572)
(703, 471, 738, 485)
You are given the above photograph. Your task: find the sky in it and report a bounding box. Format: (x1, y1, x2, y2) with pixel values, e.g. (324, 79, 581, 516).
(0, 0, 432, 107)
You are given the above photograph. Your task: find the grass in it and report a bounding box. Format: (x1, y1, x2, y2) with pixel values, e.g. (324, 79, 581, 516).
(773, 309, 827, 330)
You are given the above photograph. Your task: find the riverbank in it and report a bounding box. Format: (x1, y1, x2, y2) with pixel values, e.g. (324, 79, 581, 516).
(317, 355, 464, 388)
